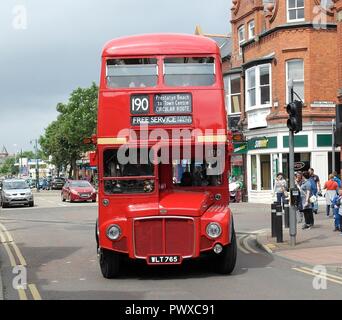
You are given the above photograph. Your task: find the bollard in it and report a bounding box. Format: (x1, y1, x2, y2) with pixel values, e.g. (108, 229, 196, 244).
(275, 203, 283, 243)
(271, 202, 277, 237)
(284, 199, 290, 228)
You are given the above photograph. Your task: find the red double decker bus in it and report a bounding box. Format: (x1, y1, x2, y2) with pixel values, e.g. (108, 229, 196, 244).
(94, 34, 236, 278)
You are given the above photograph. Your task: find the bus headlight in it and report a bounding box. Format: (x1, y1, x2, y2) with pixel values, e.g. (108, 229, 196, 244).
(106, 224, 121, 240)
(206, 222, 222, 239)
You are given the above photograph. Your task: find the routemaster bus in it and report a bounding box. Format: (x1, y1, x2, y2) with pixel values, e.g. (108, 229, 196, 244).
(92, 33, 237, 278)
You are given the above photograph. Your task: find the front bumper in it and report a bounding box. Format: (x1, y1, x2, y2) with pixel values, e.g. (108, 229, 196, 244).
(3, 195, 33, 206)
(70, 193, 97, 202)
(99, 208, 232, 263)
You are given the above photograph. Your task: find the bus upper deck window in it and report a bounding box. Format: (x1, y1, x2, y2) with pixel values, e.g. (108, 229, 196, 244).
(106, 58, 158, 89)
(164, 57, 215, 87)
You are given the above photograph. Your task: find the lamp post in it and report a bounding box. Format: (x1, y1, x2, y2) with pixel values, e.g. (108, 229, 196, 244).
(30, 139, 40, 192)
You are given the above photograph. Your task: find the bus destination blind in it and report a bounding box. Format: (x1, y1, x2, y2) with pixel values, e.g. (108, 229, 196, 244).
(154, 93, 192, 114)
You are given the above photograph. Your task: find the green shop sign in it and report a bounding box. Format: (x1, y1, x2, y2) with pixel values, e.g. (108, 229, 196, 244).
(247, 136, 277, 150)
(233, 142, 248, 154)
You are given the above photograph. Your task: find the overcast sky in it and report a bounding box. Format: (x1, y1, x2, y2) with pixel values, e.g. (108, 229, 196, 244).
(0, 0, 232, 154)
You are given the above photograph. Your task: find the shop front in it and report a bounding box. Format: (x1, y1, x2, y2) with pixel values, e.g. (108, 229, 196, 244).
(245, 127, 341, 204)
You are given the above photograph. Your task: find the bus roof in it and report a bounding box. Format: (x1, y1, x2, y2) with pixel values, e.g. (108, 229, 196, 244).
(102, 33, 220, 57)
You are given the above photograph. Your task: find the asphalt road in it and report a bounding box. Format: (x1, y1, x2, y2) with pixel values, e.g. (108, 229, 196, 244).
(0, 192, 341, 300)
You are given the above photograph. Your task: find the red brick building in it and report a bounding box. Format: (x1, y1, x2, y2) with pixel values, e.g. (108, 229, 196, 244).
(227, 0, 341, 202)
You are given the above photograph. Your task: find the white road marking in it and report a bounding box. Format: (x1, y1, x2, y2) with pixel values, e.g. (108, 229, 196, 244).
(242, 235, 259, 254)
(292, 267, 342, 285)
(237, 235, 250, 254)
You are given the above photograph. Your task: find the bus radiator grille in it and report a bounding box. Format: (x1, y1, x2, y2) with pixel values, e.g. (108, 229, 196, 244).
(134, 218, 195, 258)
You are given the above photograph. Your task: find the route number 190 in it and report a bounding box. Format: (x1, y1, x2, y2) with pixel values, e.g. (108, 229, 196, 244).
(130, 95, 149, 114)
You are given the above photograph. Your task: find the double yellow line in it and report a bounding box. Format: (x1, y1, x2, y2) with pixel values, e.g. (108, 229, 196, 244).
(0, 222, 42, 300)
(293, 266, 342, 286)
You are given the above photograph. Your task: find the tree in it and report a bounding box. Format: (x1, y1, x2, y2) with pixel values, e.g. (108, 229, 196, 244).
(0, 157, 18, 176)
(20, 151, 35, 159)
(40, 82, 98, 178)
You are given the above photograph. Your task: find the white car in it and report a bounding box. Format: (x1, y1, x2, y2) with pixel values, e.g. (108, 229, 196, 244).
(0, 179, 34, 208)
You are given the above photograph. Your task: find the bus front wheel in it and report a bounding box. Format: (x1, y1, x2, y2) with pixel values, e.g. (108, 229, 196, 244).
(215, 226, 237, 275)
(99, 248, 121, 279)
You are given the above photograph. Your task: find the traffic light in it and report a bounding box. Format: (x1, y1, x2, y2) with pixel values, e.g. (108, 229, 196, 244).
(286, 100, 303, 133)
(335, 104, 342, 146)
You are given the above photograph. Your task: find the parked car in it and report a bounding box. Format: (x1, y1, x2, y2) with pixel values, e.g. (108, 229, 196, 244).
(61, 180, 97, 203)
(25, 179, 36, 189)
(0, 179, 34, 208)
(38, 178, 49, 190)
(51, 177, 66, 190)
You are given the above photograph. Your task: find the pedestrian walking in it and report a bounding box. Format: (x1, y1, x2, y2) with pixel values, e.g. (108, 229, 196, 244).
(332, 171, 341, 188)
(294, 172, 304, 223)
(273, 173, 287, 207)
(299, 171, 314, 229)
(308, 168, 321, 214)
(331, 187, 342, 232)
(323, 174, 339, 217)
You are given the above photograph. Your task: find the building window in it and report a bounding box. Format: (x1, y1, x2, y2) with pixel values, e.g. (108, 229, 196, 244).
(245, 64, 271, 110)
(248, 20, 255, 40)
(287, 0, 304, 22)
(260, 154, 271, 190)
(224, 74, 241, 115)
(251, 155, 257, 190)
(238, 25, 245, 56)
(246, 68, 256, 108)
(286, 59, 304, 103)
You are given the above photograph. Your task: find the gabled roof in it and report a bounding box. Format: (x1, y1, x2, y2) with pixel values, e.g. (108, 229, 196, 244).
(0, 146, 8, 157)
(194, 25, 231, 59)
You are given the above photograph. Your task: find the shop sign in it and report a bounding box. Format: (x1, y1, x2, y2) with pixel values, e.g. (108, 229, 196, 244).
(233, 142, 247, 154)
(311, 101, 335, 108)
(254, 138, 268, 149)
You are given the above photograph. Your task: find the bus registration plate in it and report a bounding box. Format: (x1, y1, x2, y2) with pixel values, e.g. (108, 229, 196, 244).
(147, 255, 182, 265)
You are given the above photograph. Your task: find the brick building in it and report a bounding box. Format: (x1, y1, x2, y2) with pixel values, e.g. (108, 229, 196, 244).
(226, 0, 341, 203)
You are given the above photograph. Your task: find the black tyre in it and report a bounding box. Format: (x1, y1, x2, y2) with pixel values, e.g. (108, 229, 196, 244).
(215, 225, 237, 275)
(99, 248, 121, 279)
(61, 193, 66, 202)
(29, 201, 34, 207)
(95, 220, 99, 250)
(2, 202, 9, 208)
(92, 199, 96, 203)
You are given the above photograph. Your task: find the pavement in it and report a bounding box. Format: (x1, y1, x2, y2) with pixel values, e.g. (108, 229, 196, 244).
(253, 204, 342, 274)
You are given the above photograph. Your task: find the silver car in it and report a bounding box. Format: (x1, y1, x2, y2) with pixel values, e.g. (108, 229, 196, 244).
(0, 179, 34, 208)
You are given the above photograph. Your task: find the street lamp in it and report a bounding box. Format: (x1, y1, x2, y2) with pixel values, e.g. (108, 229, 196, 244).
(30, 139, 40, 192)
